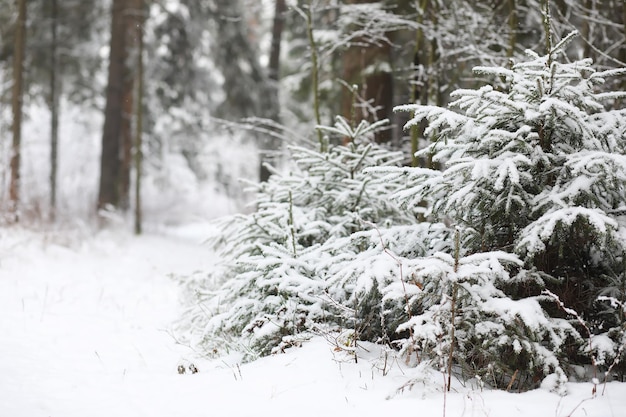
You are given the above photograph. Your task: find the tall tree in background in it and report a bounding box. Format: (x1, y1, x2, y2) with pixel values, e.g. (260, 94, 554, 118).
(134, 0, 145, 234)
(48, 0, 59, 219)
(408, 0, 427, 167)
(1, 0, 105, 220)
(119, 0, 144, 210)
(9, 0, 26, 221)
(98, 0, 143, 212)
(268, 0, 287, 84)
(98, 0, 125, 211)
(260, 0, 287, 182)
(340, 0, 393, 141)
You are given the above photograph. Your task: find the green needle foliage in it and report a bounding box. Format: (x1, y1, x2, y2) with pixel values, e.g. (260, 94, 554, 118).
(178, 32, 626, 392)
(177, 117, 418, 359)
(390, 32, 626, 389)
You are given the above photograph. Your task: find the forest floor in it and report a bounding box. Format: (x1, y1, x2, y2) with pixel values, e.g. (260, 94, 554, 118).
(0, 224, 625, 417)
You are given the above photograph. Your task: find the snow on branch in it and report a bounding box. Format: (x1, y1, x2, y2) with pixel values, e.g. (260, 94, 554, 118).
(516, 207, 617, 258)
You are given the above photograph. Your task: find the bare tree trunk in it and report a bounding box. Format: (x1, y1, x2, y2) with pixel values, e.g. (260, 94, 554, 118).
(621, 2, 626, 89)
(616, 1, 626, 109)
(99, 0, 143, 213)
(134, 0, 144, 235)
(119, 77, 133, 211)
(268, 0, 286, 83)
(9, 0, 27, 221)
(119, 0, 143, 211)
(260, 0, 287, 182)
(98, 0, 126, 211)
(622, 3, 626, 87)
(410, 0, 427, 167)
(508, 0, 517, 58)
(304, 5, 324, 151)
(340, 0, 393, 143)
(49, 0, 59, 221)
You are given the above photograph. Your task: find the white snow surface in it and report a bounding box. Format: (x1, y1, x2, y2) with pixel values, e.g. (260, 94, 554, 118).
(1, 225, 625, 417)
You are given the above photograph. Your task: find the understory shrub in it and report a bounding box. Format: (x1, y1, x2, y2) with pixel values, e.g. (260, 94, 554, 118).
(387, 32, 626, 390)
(177, 117, 420, 358)
(178, 33, 626, 390)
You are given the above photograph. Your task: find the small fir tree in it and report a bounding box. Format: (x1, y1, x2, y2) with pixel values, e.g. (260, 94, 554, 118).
(389, 31, 626, 390)
(177, 117, 418, 359)
(177, 31, 626, 391)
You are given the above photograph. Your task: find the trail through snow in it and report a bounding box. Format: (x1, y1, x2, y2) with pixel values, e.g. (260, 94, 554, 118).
(0, 225, 625, 417)
(0, 226, 211, 417)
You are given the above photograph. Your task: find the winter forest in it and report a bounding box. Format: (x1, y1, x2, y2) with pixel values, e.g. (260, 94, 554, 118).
(2, 0, 626, 416)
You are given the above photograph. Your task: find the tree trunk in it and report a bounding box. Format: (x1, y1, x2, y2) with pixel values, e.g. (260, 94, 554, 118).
(508, 0, 517, 58)
(134, 0, 144, 235)
(580, 0, 592, 59)
(340, 0, 393, 143)
(268, 0, 286, 84)
(98, 0, 142, 213)
(260, 0, 287, 182)
(410, 0, 427, 167)
(119, 83, 133, 211)
(9, 0, 27, 221)
(119, 0, 144, 210)
(615, 1, 626, 109)
(98, 0, 126, 211)
(49, 0, 59, 220)
(304, 5, 324, 151)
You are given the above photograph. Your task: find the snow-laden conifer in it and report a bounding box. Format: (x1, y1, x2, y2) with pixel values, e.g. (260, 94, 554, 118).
(177, 117, 417, 359)
(388, 32, 626, 388)
(319, 222, 452, 344)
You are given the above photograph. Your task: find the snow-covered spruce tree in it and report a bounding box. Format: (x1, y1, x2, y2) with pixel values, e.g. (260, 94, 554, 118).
(381, 230, 574, 392)
(177, 117, 419, 359)
(318, 220, 453, 346)
(386, 32, 626, 390)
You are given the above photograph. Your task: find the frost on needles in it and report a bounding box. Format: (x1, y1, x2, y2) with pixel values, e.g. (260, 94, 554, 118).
(177, 34, 626, 393)
(177, 117, 423, 358)
(393, 33, 626, 391)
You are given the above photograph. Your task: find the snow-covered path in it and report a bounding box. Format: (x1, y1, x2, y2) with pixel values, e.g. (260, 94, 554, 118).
(1, 226, 625, 417)
(0, 226, 212, 417)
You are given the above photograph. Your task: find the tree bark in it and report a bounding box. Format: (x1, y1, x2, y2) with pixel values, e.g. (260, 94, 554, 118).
(340, 0, 393, 143)
(9, 0, 27, 221)
(49, 0, 59, 220)
(98, 0, 142, 213)
(119, 81, 133, 211)
(120, 0, 143, 210)
(304, 5, 324, 151)
(268, 0, 286, 84)
(410, 0, 427, 167)
(260, 0, 287, 182)
(98, 0, 126, 211)
(508, 0, 517, 59)
(134, 0, 144, 235)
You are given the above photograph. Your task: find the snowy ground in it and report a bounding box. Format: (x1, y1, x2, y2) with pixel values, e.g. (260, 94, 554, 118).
(1, 224, 625, 417)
